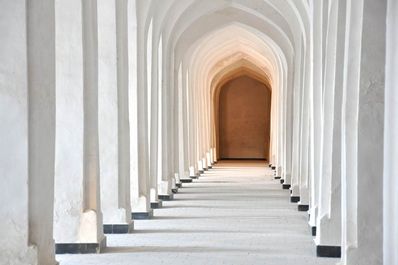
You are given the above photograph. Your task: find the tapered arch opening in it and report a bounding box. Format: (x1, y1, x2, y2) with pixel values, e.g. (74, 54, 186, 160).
(216, 74, 271, 160)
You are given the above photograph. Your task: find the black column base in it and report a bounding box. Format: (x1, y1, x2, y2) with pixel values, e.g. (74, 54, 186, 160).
(282, 184, 291, 189)
(274, 176, 281, 179)
(171, 188, 178, 194)
(271, 166, 276, 170)
(198, 170, 205, 174)
(269, 164, 272, 168)
(298, 204, 309, 211)
(158, 194, 174, 201)
(316, 245, 341, 258)
(290, 196, 300, 203)
(151, 200, 163, 209)
(208, 165, 212, 169)
(176, 183, 182, 188)
(180, 178, 193, 183)
(280, 179, 284, 184)
(132, 211, 153, 220)
(56, 237, 106, 254)
(104, 222, 134, 234)
(311, 226, 317, 236)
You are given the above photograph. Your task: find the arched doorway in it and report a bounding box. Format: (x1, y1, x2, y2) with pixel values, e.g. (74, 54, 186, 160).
(218, 75, 271, 160)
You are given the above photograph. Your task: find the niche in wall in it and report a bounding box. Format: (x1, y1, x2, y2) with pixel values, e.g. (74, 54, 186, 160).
(218, 75, 271, 160)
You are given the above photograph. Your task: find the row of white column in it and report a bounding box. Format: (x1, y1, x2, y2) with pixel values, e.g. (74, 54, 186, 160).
(0, 0, 188, 264)
(275, 1, 394, 265)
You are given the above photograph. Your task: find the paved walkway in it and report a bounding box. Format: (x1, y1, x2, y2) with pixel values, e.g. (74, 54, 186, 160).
(58, 161, 338, 265)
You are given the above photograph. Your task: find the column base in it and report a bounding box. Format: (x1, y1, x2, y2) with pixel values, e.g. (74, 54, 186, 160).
(151, 200, 163, 209)
(158, 194, 174, 201)
(282, 184, 291, 189)
(55, 236, 106, 254)
(298, 204, 309, 211)
(103, 222, 134, 234)
(311, 226, 317, 236)
(269, 164, 272, 168)
(208, 165, 213, 169)
(190, 175, 199, 179)
(176, 183, 182, 188)
(290, 196, 300, 203)
(132, 210, 153, 220)
(171, 188, 178, 194)
(271, 166, 276, 170)
(181, 178, 193, 183)
(280, 179, 284, 184)
(316, 245, 341, 258)
(274, 176, 281, 179)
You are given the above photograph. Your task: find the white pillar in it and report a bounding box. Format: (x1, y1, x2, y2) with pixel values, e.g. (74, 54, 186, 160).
(315, 0, 345, 255)
(149, 34, 162, 206)
(130, 1, 152, 218)
(54, 0, 106, 253)
(177, 64, 192, 182)
(384, 0, 398, 264)
(0, 1, 57, 264)
(289, 41, 303, 193)
(158, 47, 173, 199)
(297, 38, 311, 208)
(98, 0, 132, 233)
(341, 0, 385, 264)
(309, 0, 324, 232)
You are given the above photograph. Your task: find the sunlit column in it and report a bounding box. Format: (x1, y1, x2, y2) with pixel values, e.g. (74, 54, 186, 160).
(98, 0, 132, 233)
(54, 0, 106, 253)
(0, 1, 57, 263)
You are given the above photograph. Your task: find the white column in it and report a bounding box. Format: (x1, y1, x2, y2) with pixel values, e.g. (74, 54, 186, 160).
(384, 1, 398, 264)
(315, 0, 345, 255)
(341, 0, 385, 264)
(54, 0, 106, 253)
(149, 34, 162, 206)
(309, 0, 324, 232)
(158, 44, 173, 198)
(130, 2, 152, 217)
(0, 1, 57, 264)
(289, 42, 303, 193)
(178, 64, 191, 182)
(298, 38, 311, 208)
(98, 0, 132, 233)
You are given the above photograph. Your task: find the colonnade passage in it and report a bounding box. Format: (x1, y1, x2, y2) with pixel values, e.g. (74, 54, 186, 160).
(0, 1, 397, 265)
(57, 161, 337, 265)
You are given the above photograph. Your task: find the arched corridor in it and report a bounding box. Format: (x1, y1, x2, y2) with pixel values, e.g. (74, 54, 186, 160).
(0, 1, 397, 265)
(58, 161, 337, 265)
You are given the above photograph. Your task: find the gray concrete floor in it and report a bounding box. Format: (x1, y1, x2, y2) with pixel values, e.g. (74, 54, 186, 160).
(58, 160, 338, 265)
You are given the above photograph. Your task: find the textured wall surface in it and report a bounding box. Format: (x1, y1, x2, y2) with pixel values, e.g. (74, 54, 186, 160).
(219, 75, 271, 159)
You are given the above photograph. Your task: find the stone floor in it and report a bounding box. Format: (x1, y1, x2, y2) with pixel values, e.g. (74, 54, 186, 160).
(58, 160, 339, 265)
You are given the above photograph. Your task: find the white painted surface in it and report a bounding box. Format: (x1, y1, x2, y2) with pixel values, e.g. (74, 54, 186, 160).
(54, 0, 104, 244)
(384, 1, 398, 264)
(0, 1, 56, 264)
(57, 162, 338, 265)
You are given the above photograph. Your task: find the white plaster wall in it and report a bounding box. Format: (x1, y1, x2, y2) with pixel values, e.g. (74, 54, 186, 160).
(0, 1, 56, 264)
(98, 0, 119, 224)
(54, 0, 85, 243)
(341, 0, 385, 264)
(130, 1, 152, 211)
(98, 0, 131, 225)
(54, 0, 104, 244)
(315, 0, 344, 247)
(384, 1, 398, 264)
